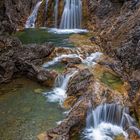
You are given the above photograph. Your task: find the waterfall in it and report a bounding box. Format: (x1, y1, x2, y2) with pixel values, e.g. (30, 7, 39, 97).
(44, 71, 77, 105)
(43, 54, 81, 68)
(82, 52, 102, 66)
(83, 103, 140, 140)
(54, 0, 59, 28)
(46, 0, 49, 11)
(25, 1, 42, 28)
(59, 0, 82, 29)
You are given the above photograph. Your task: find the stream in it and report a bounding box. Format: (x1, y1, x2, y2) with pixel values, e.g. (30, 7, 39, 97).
(0, 77, 65, 140)
(1, 29, 88, 140)
(1, 27, 140, 140)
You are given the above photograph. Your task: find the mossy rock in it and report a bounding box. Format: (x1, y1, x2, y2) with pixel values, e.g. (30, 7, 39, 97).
(101, 72, 123, 90)
(34, 88, 44, 94)
(63, 96, 77, 109)
(114, 134, 125, 140)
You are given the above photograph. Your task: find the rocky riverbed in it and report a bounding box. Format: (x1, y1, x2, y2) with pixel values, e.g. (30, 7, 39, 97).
(0, 0, 140, 140)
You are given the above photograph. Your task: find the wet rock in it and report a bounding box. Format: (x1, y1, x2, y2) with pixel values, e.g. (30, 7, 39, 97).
(63, 96, 77, 109)
(88, 0, 140, 104)
(45, 96, 91, 140)
(128, 128, 140, 140)
(43, 64, 130, 140)
(67, 68, 94, 97)
(114, 135, 125, 140)
(61, 57, 82, 65)
(0, 36, 55, 86)
(37, 132, 47, 140)
(69, 34, 101, 55)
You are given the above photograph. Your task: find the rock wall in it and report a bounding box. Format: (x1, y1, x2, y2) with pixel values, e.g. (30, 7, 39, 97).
(0, 36, 56, 86)
(88, 0, 140, 98)
(0, 0, 38, 34)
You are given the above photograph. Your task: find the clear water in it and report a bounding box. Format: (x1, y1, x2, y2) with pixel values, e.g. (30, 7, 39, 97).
(0, 77, 65, 140)
(15, 28, 75, 47)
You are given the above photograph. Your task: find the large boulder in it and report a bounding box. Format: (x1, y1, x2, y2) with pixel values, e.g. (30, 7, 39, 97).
(0, 35, 55, 86)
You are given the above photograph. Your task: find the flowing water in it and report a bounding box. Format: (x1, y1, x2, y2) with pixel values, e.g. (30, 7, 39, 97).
(54, 0, 59, 28)
(44, 70, 77, 105)
(43, 52, 102, 69)
(43, 54, 81, 68)
(25, 1, 43, 28)
(25, 0, 83, 30)
(83, 103, 140, 140)
(82, 52, 103, 66)
(0, 77, 65, 140)
(59, 0, 82, 29)
(12, 3, 140, 138)
(46, 0, 49, 11)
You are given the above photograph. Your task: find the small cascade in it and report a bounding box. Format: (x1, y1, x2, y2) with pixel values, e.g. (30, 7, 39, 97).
(82, 52, 102, 66)
(44, 71, 77, 105)
(43, 54, 81, 68)
(83, 103, 140, 140)
(60, 0, 82, 29)
(43, 52, 102, 69)
(54, 0, 59, 28)
(46, 0, 49, 11)
(25, 1, 42, 28)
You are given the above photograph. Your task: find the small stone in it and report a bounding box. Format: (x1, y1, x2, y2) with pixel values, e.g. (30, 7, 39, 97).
(34, 88, 43, 94)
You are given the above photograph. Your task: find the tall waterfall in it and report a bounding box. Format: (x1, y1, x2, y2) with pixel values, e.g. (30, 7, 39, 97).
(59, 0, 82, 29)
(25, 1, 42, 28)
(54, 0, 59, 28)
(83, 103, 140, 140)
(25, 0, 85, 31)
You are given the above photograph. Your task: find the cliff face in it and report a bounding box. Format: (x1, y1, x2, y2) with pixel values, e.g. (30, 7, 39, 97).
(86, 1, 140, 122)
(88, 0, 140, 96)
(0, 0, 38, 35)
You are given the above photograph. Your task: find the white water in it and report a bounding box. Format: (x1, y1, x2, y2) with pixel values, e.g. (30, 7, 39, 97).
(43, 54, 81, 68)
(82, 52, 102, 66)
(25, 1, 42, 28)
(84, 122, 128, 140)
(83, 103, 140, 140)
(60, 0, 82, 29)
(44, 71, 77, 105)
(43, 52, 102, 68)
(48, 28, 88, 34)
(46, 0, 49, 11)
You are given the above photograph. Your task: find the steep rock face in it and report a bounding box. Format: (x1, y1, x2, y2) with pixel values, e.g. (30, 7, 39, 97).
(0, 0, 38, 34)
(86, 0, 140, 125)
(88, 0, 140, 97)
(88, 0, 140, 71)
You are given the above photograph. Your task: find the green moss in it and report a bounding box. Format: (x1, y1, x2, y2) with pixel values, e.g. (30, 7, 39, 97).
(114, 134, 125, 140)
(101, 72, 123, 90)
(47, 62, 65, 73)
